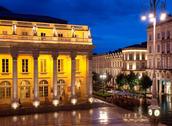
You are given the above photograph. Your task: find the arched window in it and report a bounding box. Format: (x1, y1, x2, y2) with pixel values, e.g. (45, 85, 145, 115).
(0, 81, 11, 99)
(39, 80, 48, 97)
(57, 79, 65, 96)
(20, 80, 30, 99)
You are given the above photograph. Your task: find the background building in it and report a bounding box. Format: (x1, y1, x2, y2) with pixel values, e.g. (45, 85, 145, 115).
(93, 42, 147, 85)
(122, 42, 147, 76)
(0, 7, 94, 106)
(147, 16, 172, 95)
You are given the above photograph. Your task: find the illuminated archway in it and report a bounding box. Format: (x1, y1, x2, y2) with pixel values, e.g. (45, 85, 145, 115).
(39, 80, 48, 97)
(0, 81, 11, 100)
(20, 80, 30, 99)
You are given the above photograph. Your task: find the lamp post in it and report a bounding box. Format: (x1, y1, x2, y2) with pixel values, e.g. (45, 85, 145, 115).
(100, 73, 107, 94)
(141, 0, 167, 104)
(141, 0, 167, 125)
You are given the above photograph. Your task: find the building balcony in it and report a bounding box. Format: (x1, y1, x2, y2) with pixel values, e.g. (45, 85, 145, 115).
(0, 34, 92, 45)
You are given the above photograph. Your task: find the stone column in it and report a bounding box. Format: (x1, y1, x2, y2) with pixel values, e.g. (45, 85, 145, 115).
(87, 54, 93, 97)
(71, 52, 76, 97)
(11, 51, 18, 102)
(52, 52, 58, 99)
(33, 51, 40, 107)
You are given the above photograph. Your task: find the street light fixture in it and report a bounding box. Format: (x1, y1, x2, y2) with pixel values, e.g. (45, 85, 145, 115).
(141, 11, 167, 104)
(100, 73, 107, 94)
(141, 0, 167, 125)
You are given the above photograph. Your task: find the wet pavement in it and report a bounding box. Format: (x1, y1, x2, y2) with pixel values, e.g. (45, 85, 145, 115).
(0, 99, 155, 126)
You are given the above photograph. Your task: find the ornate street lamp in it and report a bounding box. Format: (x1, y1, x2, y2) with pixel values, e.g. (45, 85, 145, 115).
(141, 0, 167, 104)
(141, 0, 167, 125)
(100, 73, 107, 94)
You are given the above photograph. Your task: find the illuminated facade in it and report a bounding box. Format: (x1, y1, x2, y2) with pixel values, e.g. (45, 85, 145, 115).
(147, 16, 172, 95)
(122, 42, 147, 76)
(93, 42, 147, 85)
(0, 8, 93, 106)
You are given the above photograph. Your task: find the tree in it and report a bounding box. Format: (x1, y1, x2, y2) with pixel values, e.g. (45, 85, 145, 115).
(92, 72, 101, 92)
(139, 74, 152, 96)
(127, 72, 139, 92)
(116, 73, 127, 90)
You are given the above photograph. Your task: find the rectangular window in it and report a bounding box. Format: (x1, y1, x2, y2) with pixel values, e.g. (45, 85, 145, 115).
(76, 59, 80, 72)
(162, 43, 165, 53)
(161, 32, 165, 40)
(142, 54, 145, 60)
(136, 53, 140, 60)
(136, 63, 140, 69)
(149, 34, 152, 41)
(22, 59, 28, 73)
(141, 63, 145, 69)
(167, 42, 170, 53)
(58, 59, 64, 72)
(41, 33, 46, 37)
(167, 31, 170, 39)
(129, 54, 133, 60)
(129, 64, 133, 70)
(40, 59, 47, 73)
(2, 59, 9, 73)
(58, 33, 63, 37)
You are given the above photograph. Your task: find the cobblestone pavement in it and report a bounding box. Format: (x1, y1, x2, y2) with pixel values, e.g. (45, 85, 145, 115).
(0, 99, 166, 126)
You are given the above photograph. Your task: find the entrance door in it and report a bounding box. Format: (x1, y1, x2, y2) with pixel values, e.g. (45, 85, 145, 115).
(57, 79, 65, 101)
(20, 80, 30, 101)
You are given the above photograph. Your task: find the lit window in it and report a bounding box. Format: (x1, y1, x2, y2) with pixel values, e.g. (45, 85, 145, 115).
(39, 80, 48, 97)
(22, 59, 28, 73)
(20, 80, 30, 99)
(58, 59, 64, 72)
(0, 81, 11, 99)
(2, 59, 9, 73)
(40, 59, 47, 73)
(129, 64, 133, 70)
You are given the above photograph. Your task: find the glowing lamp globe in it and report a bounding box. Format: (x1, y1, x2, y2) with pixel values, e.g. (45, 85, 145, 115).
(160, 13, 167, 21)
(52, 99, 59, 106)
(11, 102, 19, 109)
(71, 98, 77, 105)
(33, 100, 40, 108)
(88, 97, 94, 103)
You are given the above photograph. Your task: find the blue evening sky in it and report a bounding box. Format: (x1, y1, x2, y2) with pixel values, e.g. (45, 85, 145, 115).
(0, 0, 172, 53)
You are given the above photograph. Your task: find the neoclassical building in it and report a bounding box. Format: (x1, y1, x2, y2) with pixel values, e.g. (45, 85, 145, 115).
(122, 42, 147, 76)
(92, 42, 147, 86)
(0, 7, 94, 108)
(147, 16, 172, 95)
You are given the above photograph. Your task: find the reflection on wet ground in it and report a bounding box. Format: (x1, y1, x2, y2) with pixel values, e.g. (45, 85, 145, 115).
(0, 100, 150, 126)
(159, 95, 172, 126)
